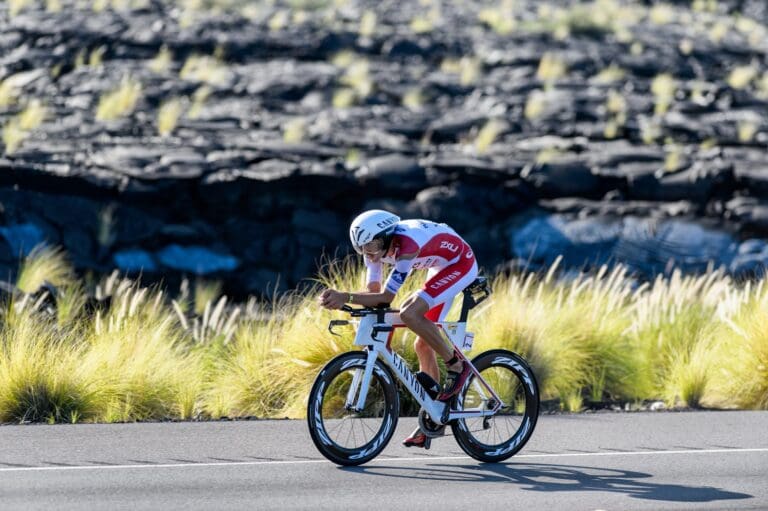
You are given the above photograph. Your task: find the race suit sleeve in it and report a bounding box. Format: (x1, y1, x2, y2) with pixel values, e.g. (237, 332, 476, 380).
(364, 257, 383, 287)
(384, 257, 416, 295)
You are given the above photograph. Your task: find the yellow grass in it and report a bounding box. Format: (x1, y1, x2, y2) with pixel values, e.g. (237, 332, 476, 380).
(96, 77, 142, 120)
(180, 55, 230, 86)
(16, 245, 74, 294)
(524, 89, 548, 120)
(359, 10, 377, 37)
(187, 86, 211, 119)
(2, 99, 47, 154)
(592, 65, 626, 84)
(402, 88, 423, 110)
(283, 117, 307, 143)
(537, 53, 567, 84)
(728, 65, 758, 90)
(473, 119, 505, 154)
(148, 46, 173, 74)
(157, 97, 185, 136)
(651, 73, 677, 115)
(2, 246, 768, 423)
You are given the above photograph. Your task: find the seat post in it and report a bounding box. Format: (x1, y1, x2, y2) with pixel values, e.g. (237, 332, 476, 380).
(459, 277, 489, 323)
(459, 288, 474, 323)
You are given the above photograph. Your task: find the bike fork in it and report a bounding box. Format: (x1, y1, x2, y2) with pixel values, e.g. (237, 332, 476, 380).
(344, 349, 378, 412)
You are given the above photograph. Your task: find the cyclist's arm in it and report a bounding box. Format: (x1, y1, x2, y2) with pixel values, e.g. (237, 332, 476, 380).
(348, 254, 417, 307)
(319, 252, 412, 309)
(348, 289, 395, 307)
(384, 253, 415, 293)
(364, 256, 382, 291)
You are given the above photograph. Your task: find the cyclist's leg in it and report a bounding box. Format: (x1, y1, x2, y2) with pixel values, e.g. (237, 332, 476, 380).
(417, 258, 479, 400)
(400, 295, 453, 369)
(402, 265, 478, 446)
(413, 301, 446, 382)
(400, 252, 478, 373)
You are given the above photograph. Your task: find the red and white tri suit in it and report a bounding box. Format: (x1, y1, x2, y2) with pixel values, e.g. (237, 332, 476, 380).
(364, 219, 478, 322)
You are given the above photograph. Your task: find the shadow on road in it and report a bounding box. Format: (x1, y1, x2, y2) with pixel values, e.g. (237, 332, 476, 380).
(343, 462, 752, 503)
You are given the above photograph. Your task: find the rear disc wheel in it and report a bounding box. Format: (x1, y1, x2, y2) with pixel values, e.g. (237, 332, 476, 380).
(451, 349, 539, 462)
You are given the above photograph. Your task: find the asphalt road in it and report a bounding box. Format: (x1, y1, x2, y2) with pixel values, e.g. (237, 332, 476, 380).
(0, 411, 766, 510)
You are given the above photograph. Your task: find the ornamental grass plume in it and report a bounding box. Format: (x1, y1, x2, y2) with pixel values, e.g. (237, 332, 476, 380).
(0, 307, 98, 423)
(83, 275, 202, 421)
(628, 269, 730, 408)
(711, 280, 768, 409)
(1, 249, 768, 423)
(471, 261, 639, 411)
(16, 245, 75, 294)
(202, 295, 304, 419)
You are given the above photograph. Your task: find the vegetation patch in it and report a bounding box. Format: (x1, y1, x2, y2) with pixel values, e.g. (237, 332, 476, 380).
(0, 249, 767, 423)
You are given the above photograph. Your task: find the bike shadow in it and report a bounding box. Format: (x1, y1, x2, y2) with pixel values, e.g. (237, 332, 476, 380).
(342, 461, 752, 503)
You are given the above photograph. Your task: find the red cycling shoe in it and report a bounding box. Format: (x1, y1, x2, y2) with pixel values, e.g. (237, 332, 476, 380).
(402, 428, 430, 449)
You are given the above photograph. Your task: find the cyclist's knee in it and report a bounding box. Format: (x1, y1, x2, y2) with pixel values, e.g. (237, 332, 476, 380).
(400, 297, 428, 324)
(400, 304, 418, 324)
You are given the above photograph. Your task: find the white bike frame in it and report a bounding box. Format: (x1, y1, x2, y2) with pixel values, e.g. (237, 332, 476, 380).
(342, 311, 503, 425)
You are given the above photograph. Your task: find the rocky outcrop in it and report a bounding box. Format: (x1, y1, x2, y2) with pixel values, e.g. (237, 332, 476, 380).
(1, 0, 768, 296)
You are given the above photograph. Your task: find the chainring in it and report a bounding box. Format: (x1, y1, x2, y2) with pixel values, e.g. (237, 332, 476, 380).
(417, 408, 447, 438)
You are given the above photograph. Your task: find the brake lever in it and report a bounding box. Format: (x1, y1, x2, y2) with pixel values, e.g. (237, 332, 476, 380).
(328, 319, 350, 336)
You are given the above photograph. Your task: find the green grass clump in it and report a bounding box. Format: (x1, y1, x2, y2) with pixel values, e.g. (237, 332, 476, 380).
(651, 73, 677, 115)
(0, 314, 97, 423)
(16, 245, 75, 294)
(85, 277, 202, 421)
(2, 244, 768, 423)
(203, 313, 296, 418)
(2, 99, 47, 154)
(712, 282, 768, 409)
(96, 77, 142, 121)
(157, 97, 184, 136)
(180, 54, 230, 86)
(473, 119, 505, 154)
(471, 262, 638, 407)
(629, 271, 729, 407)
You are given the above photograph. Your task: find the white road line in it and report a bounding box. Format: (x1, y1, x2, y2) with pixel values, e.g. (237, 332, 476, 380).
(0, 448, 766, 473)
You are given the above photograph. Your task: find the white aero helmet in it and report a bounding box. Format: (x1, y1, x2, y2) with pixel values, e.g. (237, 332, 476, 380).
(349, 209, 401, 254)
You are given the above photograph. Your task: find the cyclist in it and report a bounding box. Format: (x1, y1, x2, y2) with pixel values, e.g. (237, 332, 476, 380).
(318, 209, 478, 448)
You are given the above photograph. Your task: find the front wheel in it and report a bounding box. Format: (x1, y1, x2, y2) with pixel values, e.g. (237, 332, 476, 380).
(307, 351, 399, 466)
(451, 349, 539, 462)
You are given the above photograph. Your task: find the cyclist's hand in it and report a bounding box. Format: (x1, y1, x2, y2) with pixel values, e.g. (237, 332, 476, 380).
(319, 289, 346, 310)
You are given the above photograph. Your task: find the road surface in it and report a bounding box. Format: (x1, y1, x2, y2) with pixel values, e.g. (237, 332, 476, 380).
(0, 411, 766, 510)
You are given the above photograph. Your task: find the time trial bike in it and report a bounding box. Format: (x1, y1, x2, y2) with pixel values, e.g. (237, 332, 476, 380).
(307, 277, 539, 466)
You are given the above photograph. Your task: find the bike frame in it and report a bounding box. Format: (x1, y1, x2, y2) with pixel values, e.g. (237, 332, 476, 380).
(341, 311, 503, 425)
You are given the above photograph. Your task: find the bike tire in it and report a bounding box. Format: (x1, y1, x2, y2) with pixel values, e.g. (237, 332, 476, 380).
(307, 351, 399, 466)
(451, 349, 539, 463)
